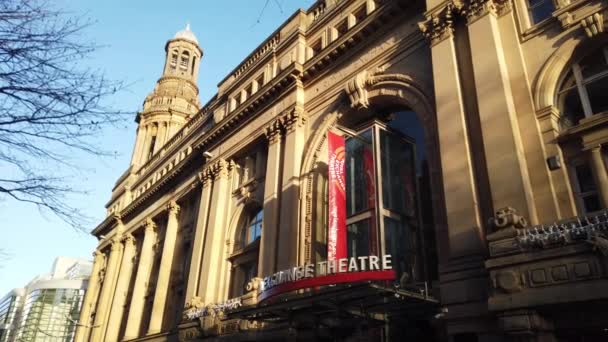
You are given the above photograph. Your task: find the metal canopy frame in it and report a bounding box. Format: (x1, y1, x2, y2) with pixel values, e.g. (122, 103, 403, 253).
(225, 281, 439, 325)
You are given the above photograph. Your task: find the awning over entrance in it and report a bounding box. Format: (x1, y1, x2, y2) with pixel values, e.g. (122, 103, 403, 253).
(226, 281, 440, 324)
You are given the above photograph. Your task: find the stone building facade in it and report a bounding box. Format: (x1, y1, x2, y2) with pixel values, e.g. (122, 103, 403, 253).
(75, 0, 608, 340)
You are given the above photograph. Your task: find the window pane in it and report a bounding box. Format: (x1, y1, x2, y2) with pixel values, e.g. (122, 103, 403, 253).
(575, 163, 597, 193)
(585, 75, 608, 114)
(384, 216, 416, 284)
(380, 129, 417, 216)
(579, 49, 608, 80)
(557, 86, 585, 127)
(345, 129, 373, 216)
(347, 219, 370, 258)
(529, 0, 554, 24)
(583, 194, 602, 213)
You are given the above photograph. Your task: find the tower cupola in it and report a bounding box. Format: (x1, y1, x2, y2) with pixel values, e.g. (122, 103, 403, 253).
(129, 24, 203, 168)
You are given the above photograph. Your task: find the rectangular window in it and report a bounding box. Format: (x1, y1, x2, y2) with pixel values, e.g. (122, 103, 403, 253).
(311, 39, 323, 57)
(255, 74, 265, 90)
(336, 19, 349, 37)
(527, 0, 555, 24)
(571, 161, 602, 214)
(148, 136, 157, 160)
(353, 4, 367, 24)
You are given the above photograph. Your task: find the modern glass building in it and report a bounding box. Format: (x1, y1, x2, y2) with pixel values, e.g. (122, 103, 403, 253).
(0, 289, 25, 342)
(0, 257, 91, 342)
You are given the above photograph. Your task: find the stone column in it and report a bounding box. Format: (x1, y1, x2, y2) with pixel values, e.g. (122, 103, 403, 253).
(466, 4, 538, 223)
(259, 120, 282, 277)
(184, 172, 213, 305)
(138, 125, 151, 165)
(198, 159, 230, 303)
(155, 122, 166, 153)
(73, 251, 105, 342)
(105, 234, 137, 342)
(590, 145, 608, 208)
(148, 201, 181, 335)
(90, 235, 123, 342)
(131, 126, 146, 167)
(277, 108, 306, 270)
(124, 219, 157, 340)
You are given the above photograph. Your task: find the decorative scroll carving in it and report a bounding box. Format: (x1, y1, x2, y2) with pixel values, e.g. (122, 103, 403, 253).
(245, 277, 263, 293)
(581, 12, 604, 38)
(486, 207, 528, 257)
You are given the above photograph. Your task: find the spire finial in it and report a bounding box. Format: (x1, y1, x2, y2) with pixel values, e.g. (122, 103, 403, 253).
(186, 22, 190, 31)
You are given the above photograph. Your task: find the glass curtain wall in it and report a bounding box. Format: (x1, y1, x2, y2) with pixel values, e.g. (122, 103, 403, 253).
(344, 118, 426, 285)
(16, 288, 84, 342)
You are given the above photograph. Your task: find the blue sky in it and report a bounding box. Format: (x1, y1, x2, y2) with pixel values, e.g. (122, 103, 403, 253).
(0, 0, 313, 295)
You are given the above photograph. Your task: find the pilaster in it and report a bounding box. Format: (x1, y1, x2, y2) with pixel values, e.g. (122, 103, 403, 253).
(184, 169, 213, 306)
(198, 159, 230, 303)
(425, 19, 484, 260)
(466, 1, 538, 223)
(105, 234, 137, 341)
(74, 250, 105, 342)
(277, 107, 306, 270)
(148, 201, 181, 335)
(90, 228, 124, 342)
(124, 219, 157, 340)
(258, 118, 283, 277)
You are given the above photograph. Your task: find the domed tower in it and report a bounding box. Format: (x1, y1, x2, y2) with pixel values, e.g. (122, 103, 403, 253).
(130, 24, 203, 167)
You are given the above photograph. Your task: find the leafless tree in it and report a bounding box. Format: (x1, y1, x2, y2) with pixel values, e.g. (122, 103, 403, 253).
(0, 0, 126, 230)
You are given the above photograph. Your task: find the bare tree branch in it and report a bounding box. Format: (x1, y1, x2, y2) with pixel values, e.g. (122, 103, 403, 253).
(0, 0, 128, 230)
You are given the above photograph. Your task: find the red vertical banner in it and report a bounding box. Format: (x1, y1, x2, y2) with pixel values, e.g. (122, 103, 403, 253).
(327, 131, 347, 261)
(363, 146, 377, 255)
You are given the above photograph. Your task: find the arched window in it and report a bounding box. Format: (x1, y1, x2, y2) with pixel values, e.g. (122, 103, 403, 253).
(229, 208, 263, 297)
(170, 49, 178, 71)
(180, 51, 190, 70)
(557, 46, 608, 128)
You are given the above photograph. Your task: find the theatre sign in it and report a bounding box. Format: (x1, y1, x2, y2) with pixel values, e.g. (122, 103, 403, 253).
(258, 254, 395, 301)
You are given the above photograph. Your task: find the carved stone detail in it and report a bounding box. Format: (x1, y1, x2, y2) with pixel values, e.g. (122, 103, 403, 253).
(122, 233, 136, 245)
(281, 107, 306, 133)
(204, 159, 229, 180)
(264, 118, 282, 144)
(167, 201, 181, 216)
(143, 217, 157, 233)
(493, 270, 522, 293)
(419, 0, 512, 45)
(581, 12, 604, 38)
(418, 5, 456, 46)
